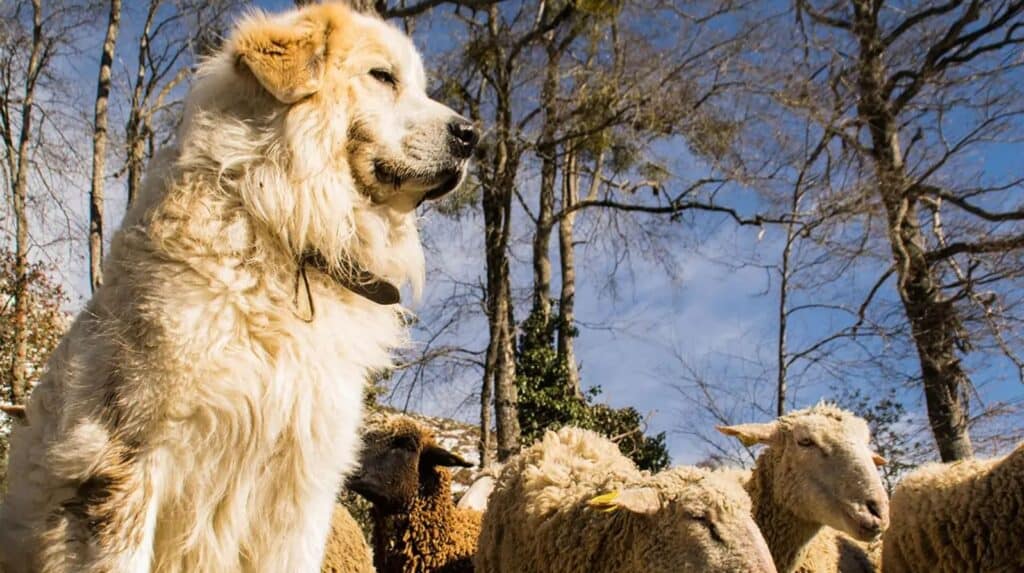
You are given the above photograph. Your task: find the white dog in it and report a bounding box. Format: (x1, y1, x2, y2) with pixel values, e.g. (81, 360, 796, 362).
(0, 3, 477, 571)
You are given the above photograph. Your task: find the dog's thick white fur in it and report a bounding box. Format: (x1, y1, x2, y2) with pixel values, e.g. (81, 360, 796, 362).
(0, 3, 474, 571)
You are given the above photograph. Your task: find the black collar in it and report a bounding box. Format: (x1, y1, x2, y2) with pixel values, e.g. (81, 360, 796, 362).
(299, 251, 401, 307)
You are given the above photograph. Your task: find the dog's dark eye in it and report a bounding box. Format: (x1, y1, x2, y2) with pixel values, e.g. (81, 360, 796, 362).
(370, 68, 396, 87)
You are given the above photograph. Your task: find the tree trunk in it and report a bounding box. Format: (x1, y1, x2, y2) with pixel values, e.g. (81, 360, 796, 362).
(776, 239, 789, 418)
(484, 174, 519, 460)
(557, 149, 582, 398)
(531, 43, 560, 324)
(8, 0, 46, 405)
(776, 185, 803, 417)
(125, 0, 159, 210)
(484, 149, 520, 460)
(482, 9, 521, 460)
(89, 0, 122, 293)
(852, 2, 972, 461)
(478, 356, 493, 468)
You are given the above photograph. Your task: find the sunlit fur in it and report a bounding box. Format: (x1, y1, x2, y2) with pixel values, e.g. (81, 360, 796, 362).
(0, 3, 467, 572)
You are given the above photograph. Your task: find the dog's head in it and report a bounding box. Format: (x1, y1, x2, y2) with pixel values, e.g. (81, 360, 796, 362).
(181, 3, 474, 293)
(231, 3, 475, 209)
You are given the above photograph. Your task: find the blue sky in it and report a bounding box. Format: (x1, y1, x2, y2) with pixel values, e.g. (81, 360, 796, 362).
(23, 0, 1023, 466)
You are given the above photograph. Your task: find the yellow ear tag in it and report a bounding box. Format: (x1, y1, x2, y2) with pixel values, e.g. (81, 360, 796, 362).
(588, 491, 621, 513)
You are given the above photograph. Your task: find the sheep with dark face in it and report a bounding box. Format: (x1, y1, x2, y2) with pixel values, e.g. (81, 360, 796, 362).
(347, 415, 479, 573)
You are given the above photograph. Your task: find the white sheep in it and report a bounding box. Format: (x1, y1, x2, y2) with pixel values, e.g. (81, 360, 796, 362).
(455, 464, 502, 512)
(718, 403, 889, 573)
(475, 426, 777, 573)
(881, 442, 1024, 573)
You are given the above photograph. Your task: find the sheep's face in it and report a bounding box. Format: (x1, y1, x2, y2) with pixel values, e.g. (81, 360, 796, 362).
(719, 405, 890, 541)
(347, 418, 472, 513)
(588, 471, 777, 572)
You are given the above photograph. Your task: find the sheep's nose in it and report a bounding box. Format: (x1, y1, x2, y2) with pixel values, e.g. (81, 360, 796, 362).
(448, 118, 479, 158)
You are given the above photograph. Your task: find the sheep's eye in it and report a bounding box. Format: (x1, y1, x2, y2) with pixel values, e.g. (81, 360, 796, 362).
(692, 514, 723, 543)
(391, 436, 417, 452)
(797, 437, 815, 448)
(370, 68, 397, 86)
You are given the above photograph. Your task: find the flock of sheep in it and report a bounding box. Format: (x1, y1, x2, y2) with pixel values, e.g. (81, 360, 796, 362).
(326, 404, 1023, 573)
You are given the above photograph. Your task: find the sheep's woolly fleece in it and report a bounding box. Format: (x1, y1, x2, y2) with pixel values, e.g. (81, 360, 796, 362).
(320, 504, 373, 573)
(721, 467, 878, 573)
(372, 469, 481, 573)
(881, 442, 1024, 573)
(475, 426, 777, 573)
(795, 530, 878, 573)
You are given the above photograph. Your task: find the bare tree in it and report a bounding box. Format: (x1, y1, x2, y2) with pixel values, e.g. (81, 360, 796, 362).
(122, 0, 238, 209)
(295, 0, 504, 19)
(1, 0, 53, 404)
(450, 1, 580, 461)
(89, 0, 121, 293)
(779, 0, 1024, 461)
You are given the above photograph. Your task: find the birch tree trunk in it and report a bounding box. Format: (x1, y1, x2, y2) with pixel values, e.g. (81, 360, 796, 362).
(482, 4, 520, 462)
(124, 0, 158, 209)
(8, 0, 46, 405)
(557, 149, 582, 398)
(531, 42, 560, 324)
(89, 0, 121, 293)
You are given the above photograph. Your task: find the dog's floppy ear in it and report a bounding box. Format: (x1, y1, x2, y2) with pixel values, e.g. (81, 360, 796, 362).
(234, 16, 328, 103)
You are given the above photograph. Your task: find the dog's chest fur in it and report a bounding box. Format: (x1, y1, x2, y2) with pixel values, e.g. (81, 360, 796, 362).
(98, 184, 406, 569)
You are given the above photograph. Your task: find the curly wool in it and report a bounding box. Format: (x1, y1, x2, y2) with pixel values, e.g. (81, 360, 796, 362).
(881, 443, 1024, 573)
(795, 531, 878, 573)
(321, 505, 374, 573)
(371, 469, 481, 573)
(722, 469, 872, 572)
(475, 427, 776, 573)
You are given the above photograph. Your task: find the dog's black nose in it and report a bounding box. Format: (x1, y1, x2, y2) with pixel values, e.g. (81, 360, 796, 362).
(448, 119, 479, 158)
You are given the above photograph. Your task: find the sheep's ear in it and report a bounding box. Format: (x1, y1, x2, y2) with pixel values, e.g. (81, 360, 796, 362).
(717, 422, 778, 447)
(872, 453, 887, 467)
(588, 488, 661, 515)
(421, 444, 473, 469)
(233, 16, 328, 103)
